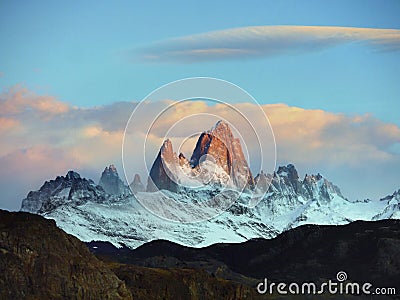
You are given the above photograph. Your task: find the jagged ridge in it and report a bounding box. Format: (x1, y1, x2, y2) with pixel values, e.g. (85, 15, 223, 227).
(18, 121, 400, 249)
(19, 163, 400, 249)
(147, 121, 254, 192)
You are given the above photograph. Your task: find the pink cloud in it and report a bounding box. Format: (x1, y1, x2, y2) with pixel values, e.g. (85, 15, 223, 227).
(0, 85, 70, 116)
(0, 86, 399, 209)
(260, 103, 400, 166)
(0, 146, 82, 211)
(0, 117, 20, 132)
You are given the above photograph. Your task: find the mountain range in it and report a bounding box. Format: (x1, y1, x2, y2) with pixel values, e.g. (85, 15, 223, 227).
(20, 121, 400, 249)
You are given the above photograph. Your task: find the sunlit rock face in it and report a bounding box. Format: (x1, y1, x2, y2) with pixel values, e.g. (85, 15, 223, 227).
(147, 121, 255, 193)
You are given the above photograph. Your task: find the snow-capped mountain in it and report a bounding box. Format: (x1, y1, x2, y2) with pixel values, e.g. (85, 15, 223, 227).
(21, 168, 277, 248)
(190, 120, 254, 190)
(250, 164, 390, 231)
(147, 121, 254, 193)
(21, 171, 109, 214)
(372, 189, 400, 220)
(20, 121, 400, 249)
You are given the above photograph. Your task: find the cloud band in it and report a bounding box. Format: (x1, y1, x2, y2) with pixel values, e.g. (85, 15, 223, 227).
(135, 25, 400, 62)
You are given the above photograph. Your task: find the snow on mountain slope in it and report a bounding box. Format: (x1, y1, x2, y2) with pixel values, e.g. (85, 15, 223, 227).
(372, 189, 400, 220)
(21, 165, 399, 249)
(251, 166, 393, 232)
(19, 120, 400, 249)
(43, 194, 277, 249)
(21, 171, 109, 214)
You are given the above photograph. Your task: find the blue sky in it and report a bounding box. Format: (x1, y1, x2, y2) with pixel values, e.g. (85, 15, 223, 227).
(1, 0, 399, 123)
(0, 1, 400, 211)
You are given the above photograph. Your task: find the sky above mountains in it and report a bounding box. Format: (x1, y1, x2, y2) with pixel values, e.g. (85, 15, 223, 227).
(0, 1, 399, 210)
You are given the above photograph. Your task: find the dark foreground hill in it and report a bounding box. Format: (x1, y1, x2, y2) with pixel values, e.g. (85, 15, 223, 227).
(1, 209, 399, 299)
(0, 209, 132, 300)
(0, 209, 261, 299)
(88, 219, 400, 299)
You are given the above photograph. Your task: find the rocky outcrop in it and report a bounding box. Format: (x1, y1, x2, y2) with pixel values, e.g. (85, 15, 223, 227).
(129, 174, 145, 193)
(147, 121, 255, 193)
(146, 121, 254, 192)
(276, 164, 302, 194)
(109, 264, 262, 300)
(255, 164, 344, 202)
(254, 170, 270, 192)
(190, 121, 254, 190)
(21, 171, 108, 214)
(0, 209, 132, 300)
(380, 189, 400, 203)
(99, 165, 129, 196)
(178, 152, 190, 168)
(302, 173, 344, 201)
(373, 189, 400, 220)
(146, 139, 180, 192)
(21, 168, 132, 215)
(252, 164, 349, 224)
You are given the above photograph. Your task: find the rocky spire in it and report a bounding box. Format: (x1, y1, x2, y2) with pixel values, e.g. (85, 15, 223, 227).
(276, 164, 302, 194)
(146, 139, 180, 192)
(130, 174, 145, 193)
(254, 170, 271, 192)
(66, 170, 81, 180)
(98, 164, 128, 196)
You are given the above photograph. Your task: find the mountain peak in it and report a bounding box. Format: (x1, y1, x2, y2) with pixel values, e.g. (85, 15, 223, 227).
(147, 140, 179, 192)
(66, 170, 81, 180)
(208, 120, 235, 143)
(160, 139, 175, 160)
(161, 139, 172, 149)
(108, 164, 118, 173)
(101, 165, 119, 177)
(147, 121, 254, 192)
(302, 172, 344, 200)
(210, 120, 231, 132)
(21, 171, 107, 214)
(277, 164, 299, 180)
(133, 174, 142, 184)
(130, 174, 145, 193)
(102, 164, 119, 176)
(303, 173, 323, 182)
(99, 164, 128, 196)
(190, 120, 254, 189)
